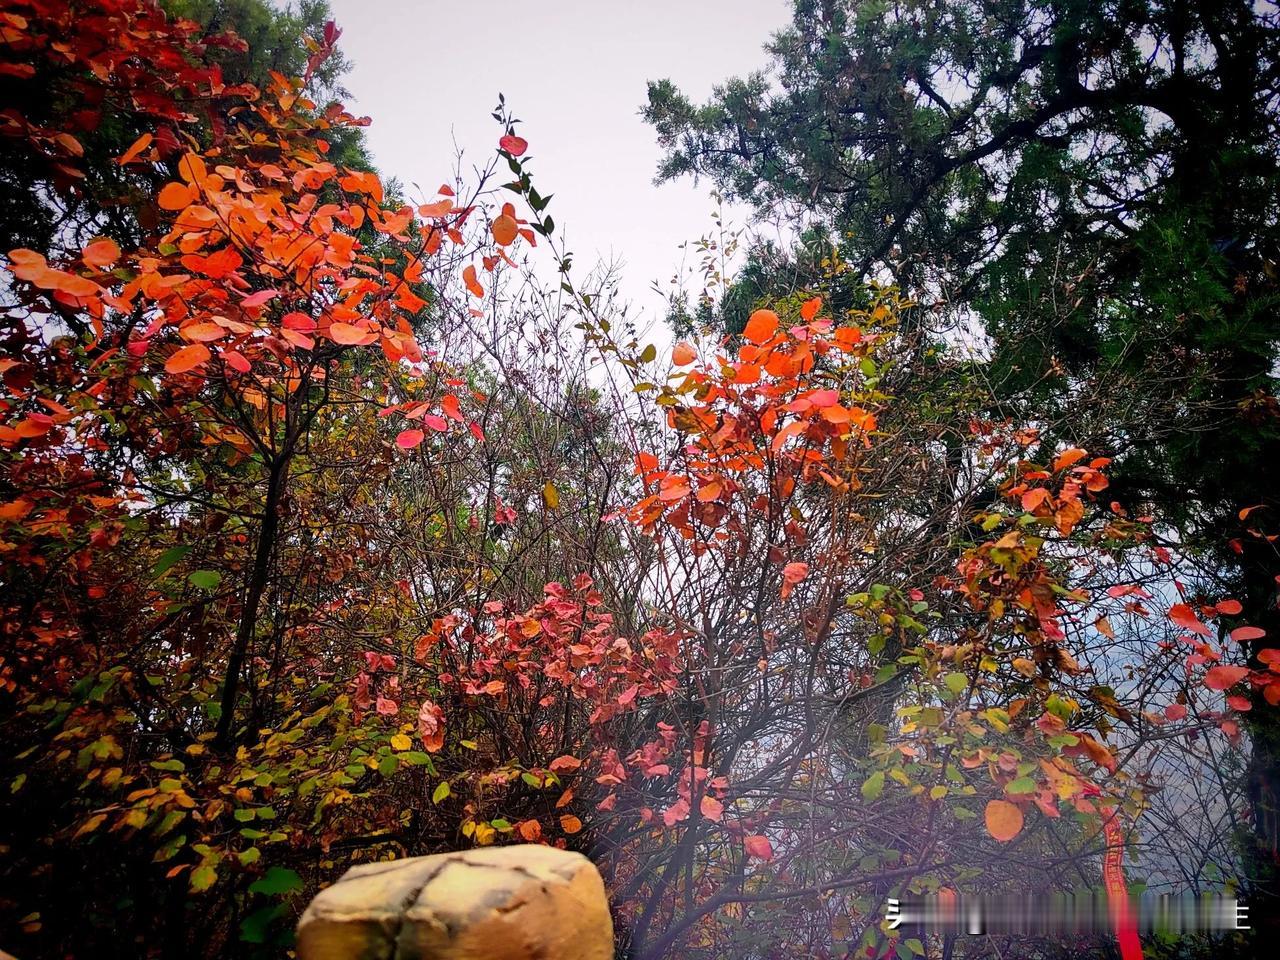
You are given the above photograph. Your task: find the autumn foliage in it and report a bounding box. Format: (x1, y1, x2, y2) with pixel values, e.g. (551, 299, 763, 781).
(0, 3, 1273, 959)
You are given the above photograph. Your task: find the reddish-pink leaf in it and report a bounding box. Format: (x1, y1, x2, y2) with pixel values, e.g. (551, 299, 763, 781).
(744, 834, 773, 861)
(1231, 626, 1266, 643)
(1204, 665, 1250, 691)
(499, 134, 528, 156)
(240, 289, 278, 309)
(783, 561, 809, 584)
(396, 429, 424, 449)
(699, 795, 724, 822)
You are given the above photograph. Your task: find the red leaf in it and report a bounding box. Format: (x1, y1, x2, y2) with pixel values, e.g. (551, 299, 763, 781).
(1231, 626, 1266, 643)
(1204, 665, 1250, 691)
(396, 429, 424, 449)
(1169, 603, 1212, 637)
(440, 394, 464, 421)
(499, 134, 528, 156)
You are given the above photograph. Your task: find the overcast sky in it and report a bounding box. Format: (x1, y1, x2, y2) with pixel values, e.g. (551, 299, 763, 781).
(327, 0, 788, 322)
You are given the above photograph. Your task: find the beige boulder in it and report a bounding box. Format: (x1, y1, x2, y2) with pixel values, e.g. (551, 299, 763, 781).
(296, 845, 614, 960)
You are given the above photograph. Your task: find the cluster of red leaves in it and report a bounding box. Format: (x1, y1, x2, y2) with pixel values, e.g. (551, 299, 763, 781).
(0, 0, 252, 189)
(392, 576, 686, 838)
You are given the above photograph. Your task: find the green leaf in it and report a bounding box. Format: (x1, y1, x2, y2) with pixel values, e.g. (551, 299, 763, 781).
(944, 672, 968, 695)
(639, 343, 657, 363)
(861, 771, 885, 801)
(248, 866, 303, 896)
(239, 904, 286, 944)
(401, 751, 435, 772)
(378, 754, 398, 776)
(152, 545, 192, 578)
(188, 570, 221, 590)
(190, 864, 218, 893)
(238, 846, 261, 865)
(1006, 777, 1037, 795)
(432, 781, 451, 804)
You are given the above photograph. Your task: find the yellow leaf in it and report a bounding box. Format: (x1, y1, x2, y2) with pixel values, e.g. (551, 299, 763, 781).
(543, 481, 560, 509)
(390, 734, 412, 751)
(75, 813, 107, 837)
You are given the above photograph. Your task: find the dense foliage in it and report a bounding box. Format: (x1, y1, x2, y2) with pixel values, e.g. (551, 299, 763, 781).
(0, 2, 1274, 959)
(647, 0, 1280, 935)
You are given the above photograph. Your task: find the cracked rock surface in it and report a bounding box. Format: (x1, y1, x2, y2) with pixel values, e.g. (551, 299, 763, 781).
(296, 846, 613, 960)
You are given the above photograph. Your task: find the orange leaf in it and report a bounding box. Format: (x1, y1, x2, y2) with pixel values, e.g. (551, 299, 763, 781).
(418, 199, 453, 218)
(1052, 447, 1089, 472)
(491, 214, 518, 246)
(699, 795, 724, 822)
(463, 264, 484, 298)
(329, 322, 369, 345)
(117, 132, 153, 165)
(559, 814, 582, 835)
(742, 309, 779, 345)
(183, 322, 224, 342)
(157, 182, 193, 211)
(800, 297, 822, 321)
(672, 341, 696, 366)
(49, 271, 100, 298)
(1231, 625, 1266, 643)
(696, 481, 722, 502)
(165, 343, 210, 374)
(985, 799, 1024, 842)
(82, 238, 121, 268)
